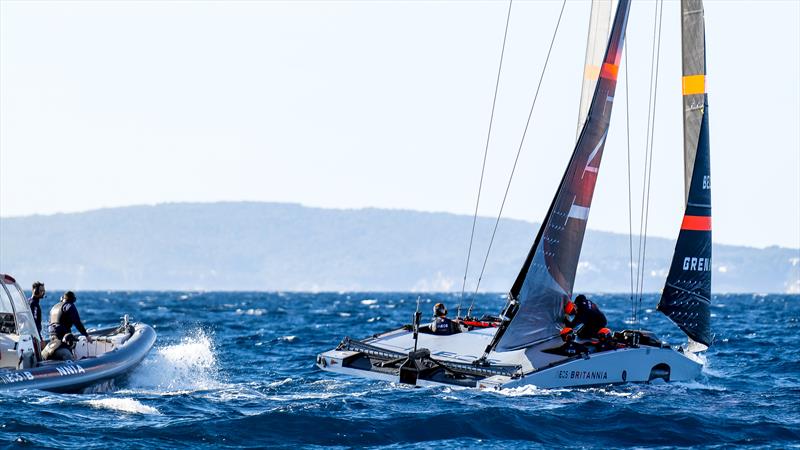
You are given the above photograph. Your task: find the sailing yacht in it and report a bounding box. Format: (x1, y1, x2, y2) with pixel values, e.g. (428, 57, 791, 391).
(317, 0, 712, 389)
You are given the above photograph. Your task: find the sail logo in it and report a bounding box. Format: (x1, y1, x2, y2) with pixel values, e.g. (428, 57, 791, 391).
(56, 363, 86, 376)
(683, 257, 711, 271)
(702, 175, 710, 189)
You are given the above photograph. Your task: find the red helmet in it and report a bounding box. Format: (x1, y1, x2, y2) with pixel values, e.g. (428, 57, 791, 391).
(597, 328, 612, 341)
(565, 301, 576, 315)
(560, 327, 573, 341)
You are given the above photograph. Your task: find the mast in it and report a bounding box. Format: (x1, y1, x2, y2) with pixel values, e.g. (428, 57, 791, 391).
(657, 0, 712, 347)
(576, 0, 616, 140)
(495, 0, 631, 352)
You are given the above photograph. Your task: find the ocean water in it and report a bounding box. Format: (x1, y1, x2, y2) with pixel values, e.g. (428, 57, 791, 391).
(0, 292, 798, 449)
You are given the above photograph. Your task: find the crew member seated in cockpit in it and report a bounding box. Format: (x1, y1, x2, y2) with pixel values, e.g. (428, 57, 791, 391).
(543, 327, 588, 357)
(430, 303, 462, 335)
(41, 291, 93, 361)
(564, 294, 607, 339)
(594, 327, 624, 352)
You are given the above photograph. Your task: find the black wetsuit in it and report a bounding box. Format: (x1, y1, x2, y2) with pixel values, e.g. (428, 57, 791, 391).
(431, 317, 460, 335)
(27, 295, 43, 335)
(48, 301, 88, 341)
(565, 299, 607, 339)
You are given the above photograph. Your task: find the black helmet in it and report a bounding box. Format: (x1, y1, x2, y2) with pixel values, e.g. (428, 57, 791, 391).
(433, 303, 447, 317)
(61, 291, 76, 303)
(574, 294, 588, 306)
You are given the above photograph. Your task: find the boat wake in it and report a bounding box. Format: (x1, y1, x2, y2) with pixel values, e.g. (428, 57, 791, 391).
(124, 329, 223, 394)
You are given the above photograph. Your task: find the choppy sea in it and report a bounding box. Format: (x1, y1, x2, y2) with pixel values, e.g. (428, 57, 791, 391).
(0, 292, 798, 449)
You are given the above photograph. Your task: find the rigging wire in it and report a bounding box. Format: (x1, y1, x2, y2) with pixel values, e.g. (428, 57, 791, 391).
(457, 0, 514, 320)
(466, 0, 568, 318)
(634, 0, 664, 326)
(637, 0, 664, 320)
(624, 43, 636, 325)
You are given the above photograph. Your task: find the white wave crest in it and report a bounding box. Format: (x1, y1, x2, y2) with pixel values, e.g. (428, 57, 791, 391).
(86, 398, 161, 415)
(673, 380, 726, 391)
(235, 308, 265, 316)
(492, 385, 569, 397)
(126, 329, 223, 393)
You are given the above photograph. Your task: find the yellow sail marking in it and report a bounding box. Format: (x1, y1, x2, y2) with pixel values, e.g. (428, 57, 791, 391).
(682, 74, 705, 95)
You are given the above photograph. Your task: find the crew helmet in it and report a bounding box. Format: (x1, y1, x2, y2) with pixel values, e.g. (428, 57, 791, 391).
(574, 294, 588, 306)
(560, 327, 574, 342)
(597, 327, 612, 341)
(433, 303, 447, 317)
(61, 291, 76, 303)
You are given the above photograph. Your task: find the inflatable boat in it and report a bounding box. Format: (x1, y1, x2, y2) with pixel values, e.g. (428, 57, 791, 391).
(0, 274, 156, 393)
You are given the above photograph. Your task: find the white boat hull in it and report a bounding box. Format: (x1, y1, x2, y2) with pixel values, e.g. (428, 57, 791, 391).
(316, 327, 703, 389)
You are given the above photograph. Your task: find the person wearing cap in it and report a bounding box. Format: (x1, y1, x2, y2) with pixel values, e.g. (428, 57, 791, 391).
(430, 302, 462, 335)
(563, 294, 607, 339)
(28, 281, 46, 336)
(47, 291, 92, 344)
(544, 327, 588, 357)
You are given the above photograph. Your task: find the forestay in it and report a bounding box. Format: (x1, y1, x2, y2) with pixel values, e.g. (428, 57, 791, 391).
(496, 0, 631, 352)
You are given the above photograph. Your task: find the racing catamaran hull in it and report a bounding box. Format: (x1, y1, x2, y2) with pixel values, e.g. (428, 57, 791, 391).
(316, 327, 702, 389)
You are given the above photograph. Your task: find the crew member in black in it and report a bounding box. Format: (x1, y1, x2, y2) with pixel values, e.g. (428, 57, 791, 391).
(564, 294, 607, 339)
(28, 281, 46, 336)
(430, 303, 461, 335)
(48, 291, 92, 343)
(543, 327, 588, 357)
(594, 327, 621, 352)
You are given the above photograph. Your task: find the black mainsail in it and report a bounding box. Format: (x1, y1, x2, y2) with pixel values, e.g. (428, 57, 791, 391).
(496, 0, 631, 352)
(657, 0, 712, 346)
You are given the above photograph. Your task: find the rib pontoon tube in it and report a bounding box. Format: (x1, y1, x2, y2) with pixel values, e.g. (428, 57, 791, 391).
(0, 323, 156, 393)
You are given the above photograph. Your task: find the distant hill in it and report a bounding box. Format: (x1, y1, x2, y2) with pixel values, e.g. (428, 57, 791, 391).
(0, 202, 798, 293)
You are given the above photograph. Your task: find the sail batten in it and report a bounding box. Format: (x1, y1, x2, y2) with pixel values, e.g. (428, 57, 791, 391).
(497, 0, 631, 352)
(657, 0, 712, 346)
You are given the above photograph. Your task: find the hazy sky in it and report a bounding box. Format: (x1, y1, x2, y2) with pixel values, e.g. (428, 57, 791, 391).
(1, 0, 798, 249)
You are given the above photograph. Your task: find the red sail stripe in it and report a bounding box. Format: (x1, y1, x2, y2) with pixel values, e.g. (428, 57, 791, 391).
(681, 215, 712, 231)
(600, 63, 618, 80)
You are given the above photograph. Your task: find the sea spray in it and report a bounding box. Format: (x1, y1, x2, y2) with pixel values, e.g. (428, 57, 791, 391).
(127, 329, 222, 392)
